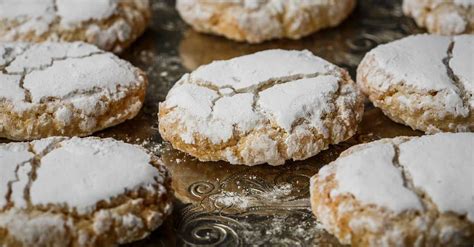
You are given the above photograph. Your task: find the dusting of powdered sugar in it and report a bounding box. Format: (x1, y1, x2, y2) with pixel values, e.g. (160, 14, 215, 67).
(212, 183, 294, 209)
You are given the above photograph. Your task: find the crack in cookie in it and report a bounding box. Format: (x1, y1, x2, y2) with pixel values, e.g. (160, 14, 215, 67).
(0, 143, 34, 211)
(444, 39, 471, 114)
(3, 44, 105, 75)
(449, 35, 474, 111)
(0, 44, 30, 73)
(17, 75, 32, 103)
(21, 138, 66, 209)
(389, 141, 427, 210)
(5, 161, 32, 210)
(2, 44, 104, 104)
(8, 51, 106, 75)
(203, 72, 337, 122)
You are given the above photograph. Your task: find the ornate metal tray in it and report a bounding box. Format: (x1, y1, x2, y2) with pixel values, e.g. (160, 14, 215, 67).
(2, 0, 425, 246)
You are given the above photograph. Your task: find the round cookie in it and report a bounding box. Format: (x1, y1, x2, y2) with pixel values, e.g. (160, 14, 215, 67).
(0, 42, 147, 141)
(159, 49, 364, 166)
(0, 0, 151, 53)
(357, 34, 474, 133)
(176, 0, 356, 43)
(0, 136, 173, 246)
(310, 133, 474, 246)
(403, 0, 474, 35)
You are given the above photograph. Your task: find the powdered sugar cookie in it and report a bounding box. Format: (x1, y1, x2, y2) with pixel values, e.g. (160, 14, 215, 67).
(310, 133, 474, 246)
(0, 42, 147, 141)
(176, 0, 356, 43)
(403, 0, 473, 35)
(0, 136, 172, 246)
(159, 49, 364, 166)
(357, 34, 474, 133)
(0, 0, 151, 53)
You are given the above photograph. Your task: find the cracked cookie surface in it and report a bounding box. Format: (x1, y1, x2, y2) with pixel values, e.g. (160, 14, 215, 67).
(158, 49, 364, 166)
(0, 136, 173, 247)
(0, 42, 147, 141)
(357, 34, 474, 133)
(176, 0, 356, 43)
(310, 133, 474, 246)
(403, 0, 474, 35)
(0, 0, 151, 53)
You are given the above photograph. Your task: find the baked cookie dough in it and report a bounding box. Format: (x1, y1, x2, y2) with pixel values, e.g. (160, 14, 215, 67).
(0, 42, 147, 141)
(357, 34, 474, 133)
(0, 0, 151, 53)
(403, 0, 474, 35)
(0, 136, 173, 246)
(310, 133, 474, 246)
(176, 0, 356, 43)
(159, 49, 364, 166)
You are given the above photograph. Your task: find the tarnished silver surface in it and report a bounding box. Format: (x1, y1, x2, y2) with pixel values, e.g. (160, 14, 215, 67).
(1, 0, 424, 246)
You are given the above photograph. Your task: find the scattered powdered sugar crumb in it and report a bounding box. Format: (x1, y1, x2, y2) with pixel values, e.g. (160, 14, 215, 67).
(138, 138, 164, 155)
(212, 183, 294, 209)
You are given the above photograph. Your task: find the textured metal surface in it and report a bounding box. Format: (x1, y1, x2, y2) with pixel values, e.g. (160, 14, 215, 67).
(1, 0, 425, 246)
